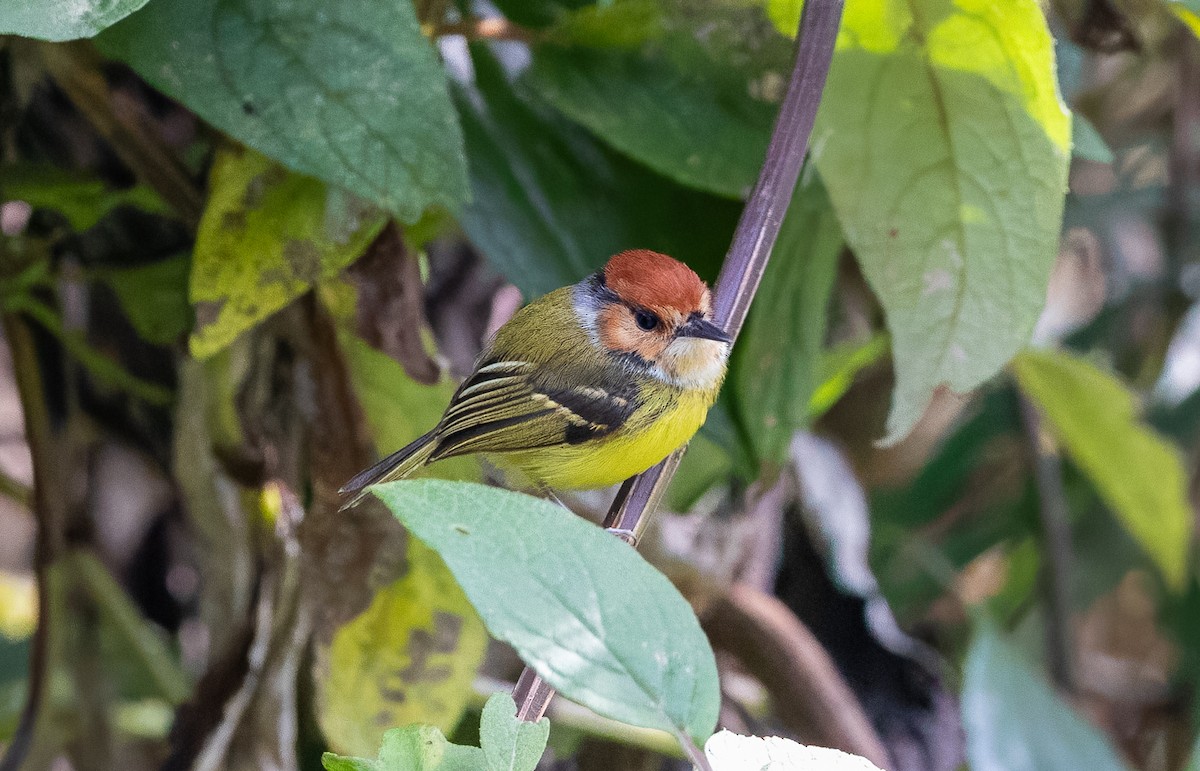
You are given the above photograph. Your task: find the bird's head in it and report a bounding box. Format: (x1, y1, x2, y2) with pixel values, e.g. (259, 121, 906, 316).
(575, 249, 731, 389)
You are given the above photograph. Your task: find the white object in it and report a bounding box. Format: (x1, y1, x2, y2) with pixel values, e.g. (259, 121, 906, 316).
(701, 730, 885, 771)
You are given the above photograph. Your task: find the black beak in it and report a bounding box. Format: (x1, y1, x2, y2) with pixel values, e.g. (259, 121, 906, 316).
(678, 317, 731, 344)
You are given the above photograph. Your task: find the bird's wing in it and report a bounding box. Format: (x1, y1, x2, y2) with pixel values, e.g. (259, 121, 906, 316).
(429, 358, 639, 460)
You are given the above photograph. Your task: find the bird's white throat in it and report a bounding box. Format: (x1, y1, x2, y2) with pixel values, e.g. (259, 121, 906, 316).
(654, 337, 728, 389)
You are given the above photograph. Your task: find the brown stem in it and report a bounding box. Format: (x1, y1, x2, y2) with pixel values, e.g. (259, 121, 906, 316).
(0, 312, 62, 771)
(1018, 394, 1077, 694)
(433, 17, 535, 42)
(511, 0, 847, 743)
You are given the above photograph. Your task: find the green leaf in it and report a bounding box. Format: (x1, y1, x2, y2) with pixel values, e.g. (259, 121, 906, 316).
(665, 434, 732, 513)
(1169, 1, 1200, 37)
(0, 0, 150, 41)
(962, 619, 1127, 771)
(545, 0, 666, 48)
(455, 45, 739, 298)
(98, 0, 467, 221)
(480, 694, 549, 771)
(322, 725, 485, 771)
(811, 0, 1071, 441)
(100, 257, 192, 346)
(188, 148, 386, 359)
(731, 170, 842, 464)
(1072, 115, 1114, 164)
(317, 540, 488, 756)
(1, 166, 170, 230)
(525, 46, 776, 198)
(765, 0, 804, 36)
(70, 552, 190, 705)
(371, 480, 720, 745)
(1012, 349, 1193, 589)
(807, 334, 889, 422)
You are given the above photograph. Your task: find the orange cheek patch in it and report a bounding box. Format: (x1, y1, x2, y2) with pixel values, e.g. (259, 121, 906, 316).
(597, 306, 669, 360)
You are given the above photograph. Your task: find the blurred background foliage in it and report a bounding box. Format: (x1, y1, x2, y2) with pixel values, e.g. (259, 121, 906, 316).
(0, 0, 1199, 768)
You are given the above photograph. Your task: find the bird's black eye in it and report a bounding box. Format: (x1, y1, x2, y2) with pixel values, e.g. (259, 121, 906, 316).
(634, 310, 660, 331)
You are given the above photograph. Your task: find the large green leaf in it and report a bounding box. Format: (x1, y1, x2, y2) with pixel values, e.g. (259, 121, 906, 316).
(962, 620, 1127, 771)
(811, 0, 1071, 441)
(188, 148, 385, 359)
(317, 540, 488, 756)
(1012, 349, 1193, 589)
(455, 45, 739, 299)
(371, 480, 720, 745)
(730, 170, 842, 464)
(0, 0, 150, 40)
(98, 0, 467, 221)
(525, 46, 776, 198)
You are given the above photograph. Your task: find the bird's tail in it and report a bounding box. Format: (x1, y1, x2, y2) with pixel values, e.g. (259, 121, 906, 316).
(338, 432, 438, 511)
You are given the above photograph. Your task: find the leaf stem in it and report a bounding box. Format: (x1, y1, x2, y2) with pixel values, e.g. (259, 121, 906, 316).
(511, 0, 846, 746)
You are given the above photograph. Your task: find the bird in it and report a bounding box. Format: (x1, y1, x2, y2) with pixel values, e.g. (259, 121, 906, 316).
(339, 249, 731, 510)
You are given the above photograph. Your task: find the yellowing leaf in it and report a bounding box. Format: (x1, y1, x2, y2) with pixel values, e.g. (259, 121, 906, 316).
(317, 539, 488, 756)
(0, 571, 36, 640)
(812, 0, 1070, 441)
(1013, 349, 1193, 588)
(189, 147, 386, 359)
(1170, 3, 1200, 37)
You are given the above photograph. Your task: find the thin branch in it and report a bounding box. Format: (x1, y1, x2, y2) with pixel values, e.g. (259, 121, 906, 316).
(0, 312, 60, 771)
(0, 467, 31, 510)
(511, 0, 846, 748)
(37, 41, 204, 226)
(1018, 394, 1076, 694)
(434, 17, 535, 42)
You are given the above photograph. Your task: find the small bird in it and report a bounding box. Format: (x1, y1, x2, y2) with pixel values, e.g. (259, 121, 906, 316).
(340, 249, 731, 509)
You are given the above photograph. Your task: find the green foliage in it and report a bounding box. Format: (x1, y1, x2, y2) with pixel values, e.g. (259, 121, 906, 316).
(454, 46, 740, 298)
(479, 694, 551, 771)
(731, 170, 842, 464)
(812, 0, 1071, 441)
(4, 0, 1192, 766)
(189, 148, 385, 358)
(317, 540, 488, 756)
(962, 619, 1127, 771)
(1170, 1, 1200, 36)
(98, 0, 468, 220)
(526, 46, 775, 198)
(1013, 349, 1194, 589)
(370, 480, 720, 746)
(322, 724, 483, 771)
(100, 258, 192, 346)
(1, 166, 170, 230)
(0, 0, 150, 41)
(322, 693, 548, 771)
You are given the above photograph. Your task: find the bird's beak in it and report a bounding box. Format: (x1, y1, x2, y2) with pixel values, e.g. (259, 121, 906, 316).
(677, 317, 731, 344)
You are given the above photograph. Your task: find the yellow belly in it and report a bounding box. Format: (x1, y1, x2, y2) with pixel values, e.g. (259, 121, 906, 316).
(492, 388, 713, 490)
